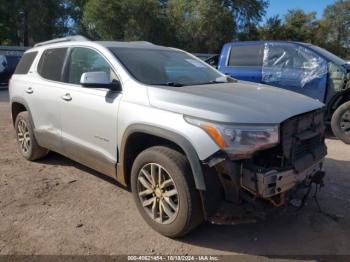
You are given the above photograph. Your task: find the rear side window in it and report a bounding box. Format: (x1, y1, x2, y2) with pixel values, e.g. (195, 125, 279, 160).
(14, 52, 37, 74)
(38, 48, 67, 81)
(228, 45, 263, 67)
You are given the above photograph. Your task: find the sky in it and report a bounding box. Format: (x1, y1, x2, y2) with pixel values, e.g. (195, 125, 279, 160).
(265, 0, 336, 21)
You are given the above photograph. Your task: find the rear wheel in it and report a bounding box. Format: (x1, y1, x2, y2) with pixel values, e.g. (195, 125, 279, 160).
(131, 146, 203, 237)
(331, 101, 350, 144)
(15, 111, 49, 160)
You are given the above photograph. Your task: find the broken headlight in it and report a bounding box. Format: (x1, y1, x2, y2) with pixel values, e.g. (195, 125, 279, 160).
(185, 116, 279, 159)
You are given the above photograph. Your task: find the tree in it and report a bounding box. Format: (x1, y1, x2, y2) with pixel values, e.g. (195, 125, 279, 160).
(82, 0, 169, 44)
(259, 15, 285, 40)
(167, 0, 234, 52)
(283, 9, 318, 43)
(221, 0, 269, 32)
(64, 0, 90, 35)
(81, 0, 268, 52)
(0, 0, 71, 46)
(321, 0, 350, 59)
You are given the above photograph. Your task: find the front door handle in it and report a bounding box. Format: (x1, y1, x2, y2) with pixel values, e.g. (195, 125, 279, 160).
(24, 87, 33, 94)
(61, 93, 72, 101)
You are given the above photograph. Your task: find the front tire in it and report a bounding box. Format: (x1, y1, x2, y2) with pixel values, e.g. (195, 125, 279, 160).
(15, 111, 49, 160)
(331, 101, 350, 144)
(131, 146, 203, 237)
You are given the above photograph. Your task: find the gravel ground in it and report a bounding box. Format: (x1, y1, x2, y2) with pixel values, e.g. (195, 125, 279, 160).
(0, 88, 350, 259)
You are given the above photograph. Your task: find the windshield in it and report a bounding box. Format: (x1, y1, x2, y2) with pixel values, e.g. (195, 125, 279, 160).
(309, 45, 346, 66)
(109, 47, 224, 86)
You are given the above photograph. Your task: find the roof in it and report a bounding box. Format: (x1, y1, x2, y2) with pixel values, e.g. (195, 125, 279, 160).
(226, 40, 312, 46)
(97, 41, 170, 50)
(31, 35, 171, 51)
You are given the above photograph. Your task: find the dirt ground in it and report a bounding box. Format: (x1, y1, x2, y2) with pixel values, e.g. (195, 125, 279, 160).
(0, 88, 350, 258)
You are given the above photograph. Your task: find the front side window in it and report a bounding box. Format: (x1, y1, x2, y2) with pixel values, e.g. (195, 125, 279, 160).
(38, 48, 67, 81)
(228, 45, 263, 67)
(262, 43, 328, 88)
(264, 44, 322, 71)
(67, 47, 113, 85)
(109, 47, 224, 86)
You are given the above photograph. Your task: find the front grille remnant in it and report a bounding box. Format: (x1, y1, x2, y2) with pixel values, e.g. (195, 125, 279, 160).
(281, 109, 327, 172)
(241, 109, 327, 199)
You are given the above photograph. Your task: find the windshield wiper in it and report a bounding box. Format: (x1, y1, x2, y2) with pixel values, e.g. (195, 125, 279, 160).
(166, 82, 184, 87)
(196, 76, 237, 85)
(153, 82, 184, 87)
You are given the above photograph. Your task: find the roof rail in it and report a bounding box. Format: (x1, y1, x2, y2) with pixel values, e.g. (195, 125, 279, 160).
(34, 35, 89, 47)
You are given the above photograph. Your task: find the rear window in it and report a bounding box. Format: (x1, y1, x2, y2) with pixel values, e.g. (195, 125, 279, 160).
(38, 48, 67, 81)
(228, 44, 263, 67)
(14, 52, 37, 74)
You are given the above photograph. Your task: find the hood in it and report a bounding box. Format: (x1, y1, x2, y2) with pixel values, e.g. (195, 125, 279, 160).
(148, 81, 324, 124)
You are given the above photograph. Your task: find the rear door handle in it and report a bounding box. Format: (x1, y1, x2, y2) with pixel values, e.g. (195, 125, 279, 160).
(24, 87, 33, 94)
(61, 93, 72, 101)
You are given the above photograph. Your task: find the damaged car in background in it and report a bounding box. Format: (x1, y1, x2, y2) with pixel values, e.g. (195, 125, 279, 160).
(10, 36, 327, 237)
(218, 41, 350, 144)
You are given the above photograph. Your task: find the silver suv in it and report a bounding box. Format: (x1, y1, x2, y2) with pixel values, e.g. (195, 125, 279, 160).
(9, 36, 327, 237)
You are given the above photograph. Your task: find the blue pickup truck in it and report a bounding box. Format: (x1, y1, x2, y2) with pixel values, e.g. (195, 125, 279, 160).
(217, 41, 350, 144)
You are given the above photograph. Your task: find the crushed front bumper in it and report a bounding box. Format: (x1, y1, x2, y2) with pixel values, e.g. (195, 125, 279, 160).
(241, 160, 324, 198)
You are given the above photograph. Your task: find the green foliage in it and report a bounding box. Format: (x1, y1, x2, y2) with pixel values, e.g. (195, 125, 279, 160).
(321, 0, 350, 59)
(283, 9, 318, 42)
(167, 0, 234, 52)
(82, 0, 169, 44)
(259, 15, 285, 40)
(0, 0, 348, 59)
(0, 0, 71, 45)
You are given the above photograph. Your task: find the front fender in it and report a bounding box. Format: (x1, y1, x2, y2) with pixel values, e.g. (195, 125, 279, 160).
(119, 124, 210, 190)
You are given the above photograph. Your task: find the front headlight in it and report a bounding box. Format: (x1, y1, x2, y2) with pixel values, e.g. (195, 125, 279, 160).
(185, 116, 279, 159)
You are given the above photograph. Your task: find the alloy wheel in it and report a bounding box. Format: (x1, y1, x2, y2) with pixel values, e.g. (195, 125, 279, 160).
(17, 119, 31, 154)
(137, 163, 179, 224)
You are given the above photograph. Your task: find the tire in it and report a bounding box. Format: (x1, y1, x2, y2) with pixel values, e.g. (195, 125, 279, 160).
(331, 101, 350, 144)
(15, 111, 49, 160)
(131, 146, 203, 237)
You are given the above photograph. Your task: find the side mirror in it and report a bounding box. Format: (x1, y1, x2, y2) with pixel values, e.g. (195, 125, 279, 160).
(80, 71, 121, 91)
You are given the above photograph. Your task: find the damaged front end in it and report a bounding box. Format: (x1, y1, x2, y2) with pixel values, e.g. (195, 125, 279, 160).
(201, 109, 327, 224)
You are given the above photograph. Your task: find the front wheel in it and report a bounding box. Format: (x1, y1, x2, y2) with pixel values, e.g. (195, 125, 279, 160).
(331, 101, 350, 144)
(131, 146, 203, 237)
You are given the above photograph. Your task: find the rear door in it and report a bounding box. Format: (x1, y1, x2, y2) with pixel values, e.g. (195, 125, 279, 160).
(218, 43, 263, 83)
(29, 47, 69, 152)
(60, 46, 122, 176)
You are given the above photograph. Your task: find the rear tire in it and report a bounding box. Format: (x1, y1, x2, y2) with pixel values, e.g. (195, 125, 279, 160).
(15, 111, 49, 160)
(131, 146, 203, 237)
(331, 101, 350, 144)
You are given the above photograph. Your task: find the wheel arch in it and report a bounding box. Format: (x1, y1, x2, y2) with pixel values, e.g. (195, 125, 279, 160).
(117, 124, 207, 191)
(10, 97, 34, 127)
(327, 89, 350, 120)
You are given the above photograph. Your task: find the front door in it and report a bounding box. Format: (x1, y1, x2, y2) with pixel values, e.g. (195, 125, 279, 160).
(60, 47, 122, 176)
(262, 43, 328, 102)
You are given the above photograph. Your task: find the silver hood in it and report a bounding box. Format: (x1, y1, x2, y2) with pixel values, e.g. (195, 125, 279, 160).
(148, 81, 324, 124)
